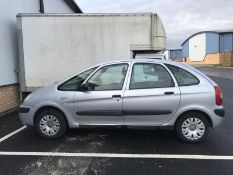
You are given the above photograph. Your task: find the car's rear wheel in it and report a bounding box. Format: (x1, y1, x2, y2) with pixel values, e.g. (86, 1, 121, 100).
(35, 109, 67, 139)
(175, 112, 209, 143)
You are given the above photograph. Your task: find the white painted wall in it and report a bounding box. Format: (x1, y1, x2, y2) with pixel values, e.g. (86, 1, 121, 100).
(164, 50, 170, 59)
(189, 33, 206, 61)
(0, 0, 39, 86)
(0, 0, 74, 86)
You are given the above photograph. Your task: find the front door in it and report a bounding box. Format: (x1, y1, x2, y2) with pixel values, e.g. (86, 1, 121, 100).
(123, 62, 180, 126)
(74, 63, 129, 125)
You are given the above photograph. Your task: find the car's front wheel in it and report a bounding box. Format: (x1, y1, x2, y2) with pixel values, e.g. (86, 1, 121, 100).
(175, 112, 209, 143)
(35, 109, 67, 139)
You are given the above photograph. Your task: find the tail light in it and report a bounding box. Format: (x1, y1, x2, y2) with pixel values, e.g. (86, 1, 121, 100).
(214, 86, 223, 106)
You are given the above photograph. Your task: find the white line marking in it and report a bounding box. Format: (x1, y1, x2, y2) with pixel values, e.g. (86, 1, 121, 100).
(0, 152, 233, 160)
(0, 126, 232, 160)
(0, 126, 27, 143)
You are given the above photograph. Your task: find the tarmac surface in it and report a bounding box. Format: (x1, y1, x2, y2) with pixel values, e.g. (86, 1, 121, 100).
(0, 67, 233, 175)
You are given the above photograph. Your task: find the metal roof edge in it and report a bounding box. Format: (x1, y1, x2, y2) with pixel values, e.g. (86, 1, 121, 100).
(181, 31, 218, 46)
(16, 12, 156, 17)
(181, 29, 233, 46)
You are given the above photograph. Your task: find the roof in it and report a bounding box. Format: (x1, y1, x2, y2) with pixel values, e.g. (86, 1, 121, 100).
(181, 29, 233, 46)
(64, 0, 83, 13)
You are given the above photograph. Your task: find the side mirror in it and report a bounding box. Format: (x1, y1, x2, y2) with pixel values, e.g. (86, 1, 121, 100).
(78, 84, 88, 91)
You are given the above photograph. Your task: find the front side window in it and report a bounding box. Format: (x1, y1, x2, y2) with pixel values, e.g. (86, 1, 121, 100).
(86, 64, 128, 91)
(130, 63, 174, 89)
(165, 64, 200, 86)
(58, 67, 98, 91)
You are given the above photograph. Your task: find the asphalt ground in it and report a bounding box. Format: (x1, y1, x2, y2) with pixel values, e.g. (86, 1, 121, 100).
(0, 67, 233, 175)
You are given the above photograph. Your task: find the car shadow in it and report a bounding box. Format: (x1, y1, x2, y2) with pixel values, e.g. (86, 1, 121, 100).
(0, 126, 227, 156)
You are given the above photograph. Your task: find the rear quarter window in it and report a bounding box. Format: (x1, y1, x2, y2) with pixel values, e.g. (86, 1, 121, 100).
(165, 64, 200, 86)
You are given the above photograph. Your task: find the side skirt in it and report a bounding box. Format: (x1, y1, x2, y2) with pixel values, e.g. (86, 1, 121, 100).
(79, 125, 174, 130)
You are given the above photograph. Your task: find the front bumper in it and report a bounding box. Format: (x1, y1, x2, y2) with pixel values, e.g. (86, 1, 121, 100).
(18, 106, 34, 126)
(18, 107, 30, 113)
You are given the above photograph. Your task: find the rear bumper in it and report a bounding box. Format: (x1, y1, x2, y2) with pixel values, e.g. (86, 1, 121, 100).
(211, 107, 225, 128)
(214, 108, 225, 117)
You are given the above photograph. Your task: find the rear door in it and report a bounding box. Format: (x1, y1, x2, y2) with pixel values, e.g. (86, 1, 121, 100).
(123, 62, 180, 126)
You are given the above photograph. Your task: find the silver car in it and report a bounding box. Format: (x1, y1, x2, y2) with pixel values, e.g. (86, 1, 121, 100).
(19, 59, 225, 142)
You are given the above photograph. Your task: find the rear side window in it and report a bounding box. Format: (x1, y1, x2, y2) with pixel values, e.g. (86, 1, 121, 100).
(130, 63, 174, 89)
(165, 64, 200, 86)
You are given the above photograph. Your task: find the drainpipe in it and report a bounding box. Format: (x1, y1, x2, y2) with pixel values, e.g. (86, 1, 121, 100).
(64, 0, 83, 13)
(39, 0, 44, 13)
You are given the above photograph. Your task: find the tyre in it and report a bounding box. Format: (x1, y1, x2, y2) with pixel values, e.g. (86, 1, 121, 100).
(35, 109, 67, 139)
(175, 112, 209, 143)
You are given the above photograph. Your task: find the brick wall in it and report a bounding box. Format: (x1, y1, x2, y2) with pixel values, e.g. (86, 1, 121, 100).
(0, 84, 20, 113)
(220, 51, 233, 67)
(173, 58, 184, 62)
(184, 53, 221, 65)
(177, 51, 233, 66)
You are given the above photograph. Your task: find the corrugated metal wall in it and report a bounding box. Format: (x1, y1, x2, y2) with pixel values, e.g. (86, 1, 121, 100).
(182, 42, 189, 57)
(206, 33, 219, 54)
(220, 33, 233, 52)
(170, 50, 182, 59)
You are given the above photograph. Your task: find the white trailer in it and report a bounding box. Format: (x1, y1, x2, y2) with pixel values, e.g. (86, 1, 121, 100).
(17, 13, 166, 94)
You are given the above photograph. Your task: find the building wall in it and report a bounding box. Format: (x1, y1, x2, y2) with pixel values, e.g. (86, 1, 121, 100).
(182, 41, 189, 57)
(181, 51, 233, 67)
(0, 84, 20, 113)
(173, 57, 184, 62)
(163, 50, 169, 59)
(0, 0, 39, 87)
(0, 0, 75, 87)
(170, 50, 182, 59)
(185, 53, 221, 65)
(181, 31, 233, 65)
(0, 0, 75, 113)
(220, 51, 233, 66)
(220, 33, 233, 52)
(189, 33, 206, 61)
(206, 33, 219, 54)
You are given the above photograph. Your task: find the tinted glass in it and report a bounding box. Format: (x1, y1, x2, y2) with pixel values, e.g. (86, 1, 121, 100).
(130, 63, 174, 89)
(86, 64, 128, 91)
(58, 67, 97, 91)
(165, 64, 200, 86)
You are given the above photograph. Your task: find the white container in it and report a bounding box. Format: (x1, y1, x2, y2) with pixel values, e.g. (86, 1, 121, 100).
(17, 13, 166, 92)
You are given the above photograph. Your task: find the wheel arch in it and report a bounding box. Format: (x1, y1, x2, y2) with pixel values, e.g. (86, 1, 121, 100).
(174, 110, 213, 128)
(33, 106, 69, 127)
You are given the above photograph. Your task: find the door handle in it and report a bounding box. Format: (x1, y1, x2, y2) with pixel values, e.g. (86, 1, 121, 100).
(112, 95, 121, 98)
(164, 91, 174, 95)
